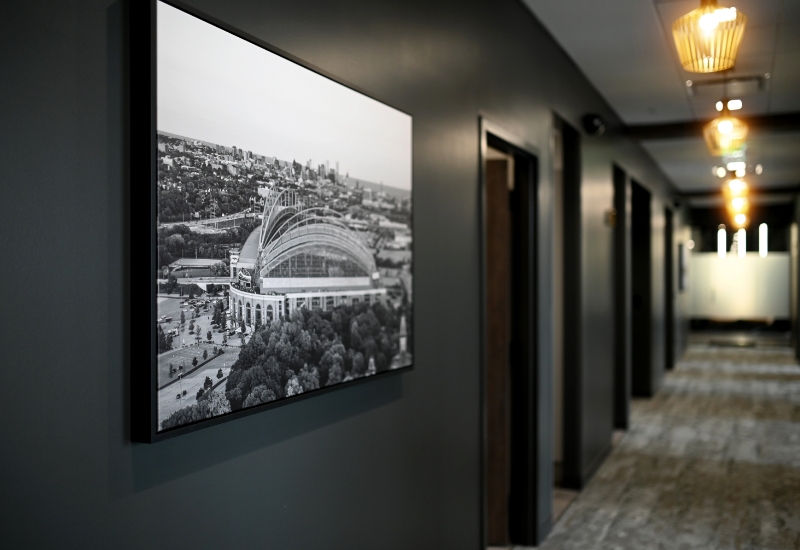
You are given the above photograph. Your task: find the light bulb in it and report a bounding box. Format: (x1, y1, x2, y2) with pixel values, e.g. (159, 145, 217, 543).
(755, 164, 763, 175)
(699, 13, 719, 32)
(716, 101, 724, 111)
(731, 197, 747, 211)
(735, 168, 746, 177)
(727, 99, 742, 110)
(715, 167, 727, 178)
(718, 120, 734, 134)
(727, 161, 746, 172)
(728, 179, 747, 193)
(715, 7, 738, 22)
(735, 213, 746, 226)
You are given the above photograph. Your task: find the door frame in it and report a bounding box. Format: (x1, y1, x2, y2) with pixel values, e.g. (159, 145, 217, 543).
(479, 117, 548, 546)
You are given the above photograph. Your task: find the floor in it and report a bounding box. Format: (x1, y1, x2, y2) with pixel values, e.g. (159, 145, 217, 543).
(538, 334, 800, 550)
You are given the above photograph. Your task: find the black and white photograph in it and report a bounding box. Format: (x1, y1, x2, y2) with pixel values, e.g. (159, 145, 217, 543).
(153, 0, 413, 433)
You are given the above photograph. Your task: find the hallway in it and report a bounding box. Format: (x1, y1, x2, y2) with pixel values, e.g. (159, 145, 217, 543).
(540, 334, 800, 550)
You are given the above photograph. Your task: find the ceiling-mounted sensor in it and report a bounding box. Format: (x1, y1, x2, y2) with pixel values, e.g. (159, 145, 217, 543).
(581, 114, 606, 136)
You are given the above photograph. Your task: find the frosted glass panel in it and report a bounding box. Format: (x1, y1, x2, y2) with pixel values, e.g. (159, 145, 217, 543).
(690, 253, 790, 320)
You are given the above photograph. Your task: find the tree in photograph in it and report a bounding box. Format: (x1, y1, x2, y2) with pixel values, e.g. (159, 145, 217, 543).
(204, 376, 213, 390)
(180, 310, 185, 325)
(319, 341, 346, 387)
(222, 333, 228, 346)
(242, 384, 276, 408)
(160, 389, 231, 430)
(192, 356, 198, 368)
(189, 320, 195, 332)
(209, 261, 228, 277)
(196, 388, 205, 400)
(352, 351, 366, 376)
(297, 364, 320, 392)
(182, 390, 187, 396)
(217, 368, 223, 379)
(157, 325, 171, 353)
(189, 286, 195, 299)
(203, 349, 208, 361)
(207, 330, 212, 342)
(285, 375, 303, 397)
(212, 346, 218, 355)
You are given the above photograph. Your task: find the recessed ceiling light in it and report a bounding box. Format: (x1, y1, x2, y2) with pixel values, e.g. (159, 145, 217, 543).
(715, 167, 727, 178)
(686, 80, 693, 87)
(687, 240, 695, 250)
(727, 161, 746, 172)
(755, 164, 763, 175)
(716, 101, 724, 111)
(727, 99, 743, 110)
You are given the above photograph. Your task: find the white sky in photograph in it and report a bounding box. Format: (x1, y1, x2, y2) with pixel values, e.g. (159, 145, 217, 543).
(157, 1, 412, 191)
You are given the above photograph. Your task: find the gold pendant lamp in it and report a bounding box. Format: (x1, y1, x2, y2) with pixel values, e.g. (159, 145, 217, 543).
(703, 105, 748, 156)
(672, 0, 747, 73)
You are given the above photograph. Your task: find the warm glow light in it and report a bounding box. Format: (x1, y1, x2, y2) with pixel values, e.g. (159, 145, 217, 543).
(735, 213, 747, 226)
(718, 227, 726, 257)
(731, 197, 747, 212)
(755, 164, 763, 175)
(727, 161, 746, 171)
(704, 111, 748, 156)
(737, 228, 746, 257)
(728, 179, 747, 194)
(716, 101, 724, 111)
(673, 2, 747, 73)
(735, 168, 746, 177)
(687, 239, 695, 250)
(759, 223, 768, 257)
(715, 166, 727, 178)
(728, 99, 743, 110)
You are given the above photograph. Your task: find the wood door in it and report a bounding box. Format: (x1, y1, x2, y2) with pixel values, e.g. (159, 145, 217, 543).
(486, 158, 512, 545)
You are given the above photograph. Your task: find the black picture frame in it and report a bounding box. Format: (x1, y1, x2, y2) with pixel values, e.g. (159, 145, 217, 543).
(131, 0, 413, 443)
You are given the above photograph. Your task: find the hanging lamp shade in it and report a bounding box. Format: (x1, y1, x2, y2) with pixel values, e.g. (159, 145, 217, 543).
(672, 0, 747, 73)
(703, 108, 748, 156)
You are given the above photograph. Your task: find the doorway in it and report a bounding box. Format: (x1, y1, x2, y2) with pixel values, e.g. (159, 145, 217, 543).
(613, 165, 631, 429)
(481, 121, 542, 547)
(553, 117, 582, 521)
(631, 180, 653, 397)
(664, 207, 675, 370)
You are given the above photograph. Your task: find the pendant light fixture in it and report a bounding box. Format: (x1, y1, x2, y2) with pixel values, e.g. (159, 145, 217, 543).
(703, 105, 748, 156)
(672, 0, 747, 73)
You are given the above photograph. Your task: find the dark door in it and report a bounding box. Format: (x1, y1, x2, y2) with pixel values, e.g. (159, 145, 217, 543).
(631, 181, 653, 397)
(664, 207, 675, 370)
(613, 165, 631, 429)
(486, 155, 512, 546)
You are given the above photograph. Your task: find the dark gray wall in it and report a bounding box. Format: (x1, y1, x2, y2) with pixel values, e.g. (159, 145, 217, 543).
(0, 0, 687, 547)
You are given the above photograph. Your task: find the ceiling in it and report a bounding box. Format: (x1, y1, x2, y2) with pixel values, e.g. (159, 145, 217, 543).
(521, 0, 800, 193)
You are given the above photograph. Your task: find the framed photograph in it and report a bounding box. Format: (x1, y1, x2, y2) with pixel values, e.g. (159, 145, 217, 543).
(133, 0, 413, 442)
